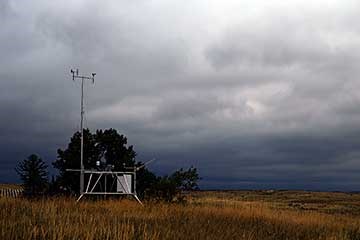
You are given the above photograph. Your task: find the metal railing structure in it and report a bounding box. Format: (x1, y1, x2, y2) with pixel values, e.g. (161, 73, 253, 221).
(0, 187, 23, 198)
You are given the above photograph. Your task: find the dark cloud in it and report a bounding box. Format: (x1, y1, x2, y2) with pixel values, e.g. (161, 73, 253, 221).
(1, 0, 360, 190)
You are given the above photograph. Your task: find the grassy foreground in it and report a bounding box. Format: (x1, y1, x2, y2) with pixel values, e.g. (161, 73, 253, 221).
(1, 191, 360, 240)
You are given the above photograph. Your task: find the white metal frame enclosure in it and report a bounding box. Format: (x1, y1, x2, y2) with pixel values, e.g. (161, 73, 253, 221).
(74, 170, 142, 204)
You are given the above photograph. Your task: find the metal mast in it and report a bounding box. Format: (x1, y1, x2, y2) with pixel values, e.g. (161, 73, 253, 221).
(71, 69, 96, 195)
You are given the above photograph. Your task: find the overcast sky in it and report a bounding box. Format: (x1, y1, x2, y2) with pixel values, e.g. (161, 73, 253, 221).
(2, 0, 360, 190)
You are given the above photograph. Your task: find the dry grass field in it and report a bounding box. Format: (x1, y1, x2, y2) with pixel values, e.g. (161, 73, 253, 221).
(1, 190, 360, 239)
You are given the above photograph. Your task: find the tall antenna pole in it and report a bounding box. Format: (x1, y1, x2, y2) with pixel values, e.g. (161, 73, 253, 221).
(71, 69, 96, 195)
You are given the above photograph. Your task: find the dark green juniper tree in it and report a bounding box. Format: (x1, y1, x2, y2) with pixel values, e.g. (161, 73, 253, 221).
(15, 154, 49, 197)
(53, 128, 137, 194)
(52, 129, 98, 194)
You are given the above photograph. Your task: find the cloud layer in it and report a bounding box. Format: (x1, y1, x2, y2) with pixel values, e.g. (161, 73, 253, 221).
(2, 0, 360, 190)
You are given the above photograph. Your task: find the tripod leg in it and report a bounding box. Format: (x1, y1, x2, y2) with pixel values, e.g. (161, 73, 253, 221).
(133, 194, 143, 205)
(76, 194, 84, 202)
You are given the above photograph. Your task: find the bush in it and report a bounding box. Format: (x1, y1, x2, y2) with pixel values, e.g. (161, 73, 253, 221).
(144, 167, 200, 202)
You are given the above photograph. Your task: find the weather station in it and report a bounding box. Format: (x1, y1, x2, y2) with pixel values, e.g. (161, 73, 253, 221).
(66, 69, 149, 204)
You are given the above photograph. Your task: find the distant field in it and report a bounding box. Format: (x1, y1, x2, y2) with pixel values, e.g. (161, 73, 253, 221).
(0, 184, 22, 190)
(190, 190, 360, 216)
(1, 190, 360, 239)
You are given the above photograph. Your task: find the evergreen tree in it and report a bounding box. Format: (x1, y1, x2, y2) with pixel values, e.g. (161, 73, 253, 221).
(15, 154, 48, 197)
(53, 128, 136, 193)
(53, 129, 98, 193)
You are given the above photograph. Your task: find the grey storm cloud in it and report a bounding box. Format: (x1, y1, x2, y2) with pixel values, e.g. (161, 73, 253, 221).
(1, 0, 360, 190)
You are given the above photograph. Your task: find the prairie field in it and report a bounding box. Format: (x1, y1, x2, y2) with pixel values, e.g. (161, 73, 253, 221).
(1, 190, 360, 240)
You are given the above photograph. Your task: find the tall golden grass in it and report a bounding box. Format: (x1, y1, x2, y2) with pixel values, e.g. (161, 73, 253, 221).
(1, 194, 360, 240)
